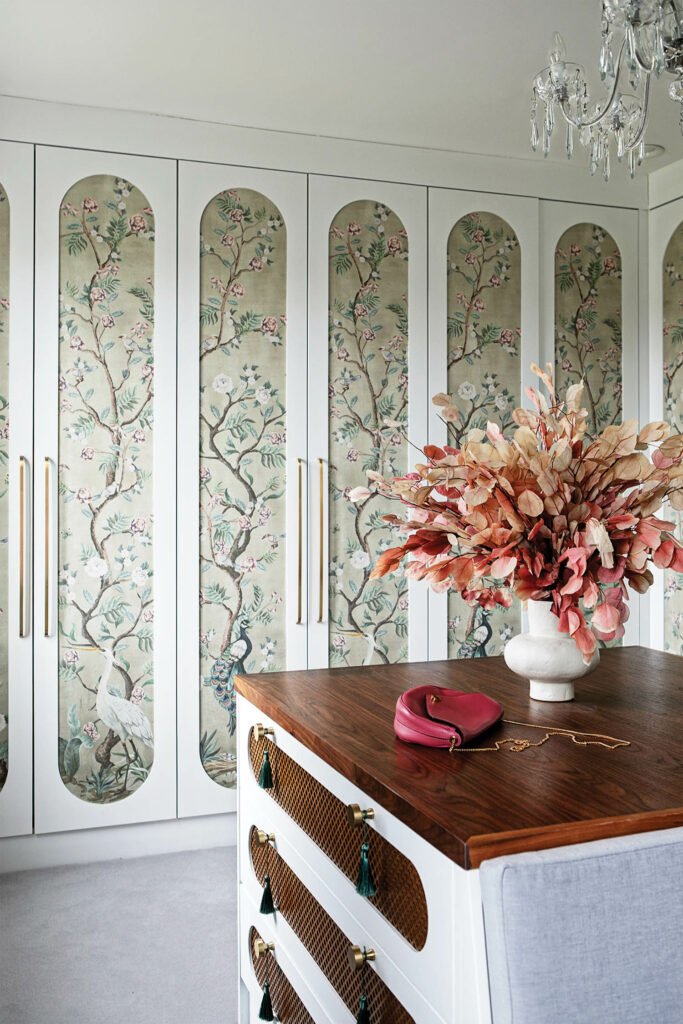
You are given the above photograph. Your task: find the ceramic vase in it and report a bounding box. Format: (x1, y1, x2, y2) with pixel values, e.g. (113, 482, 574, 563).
(503, 600, 599, 701)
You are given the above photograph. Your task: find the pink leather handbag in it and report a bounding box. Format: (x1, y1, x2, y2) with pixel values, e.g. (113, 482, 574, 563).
(394, 685, 504, 750)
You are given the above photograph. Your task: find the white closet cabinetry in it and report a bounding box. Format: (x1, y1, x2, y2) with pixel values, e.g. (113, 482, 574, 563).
(307, 174, 428, 671)
(33, 147, 177, 833)
(177, 162, 308, 818)
(0, 142, 34, 838)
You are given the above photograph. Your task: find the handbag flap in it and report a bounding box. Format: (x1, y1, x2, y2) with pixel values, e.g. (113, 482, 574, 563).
(424, 689, 503, 744)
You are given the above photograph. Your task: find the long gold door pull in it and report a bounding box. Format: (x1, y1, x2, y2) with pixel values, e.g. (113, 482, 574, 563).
(44, 457, 52, 638)
(19, 456, 28, 638)
(318, 458, 324, 624)
(296, 458, 303, 624)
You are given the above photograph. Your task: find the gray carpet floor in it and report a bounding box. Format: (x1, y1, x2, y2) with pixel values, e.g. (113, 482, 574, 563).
(0, 846, 238, 1024)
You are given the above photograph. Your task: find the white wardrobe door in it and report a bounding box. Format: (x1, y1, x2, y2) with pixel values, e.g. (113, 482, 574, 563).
(0, 141, 34, 838)
(540, 201, 640, 646)
(427, 189, 540, 661)
(177, 162, 308, 819)
(308, 175, 428, 671)
(34, 146, 177, 833)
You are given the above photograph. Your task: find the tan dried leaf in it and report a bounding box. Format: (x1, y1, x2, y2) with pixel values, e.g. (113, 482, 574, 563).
(518, 489, 544, 517)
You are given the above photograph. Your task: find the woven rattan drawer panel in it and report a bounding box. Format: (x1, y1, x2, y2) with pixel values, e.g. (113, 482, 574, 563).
(249, 926, 316, 1024)
(249, 731, 428, 950)
(250, 827, 416, 1024)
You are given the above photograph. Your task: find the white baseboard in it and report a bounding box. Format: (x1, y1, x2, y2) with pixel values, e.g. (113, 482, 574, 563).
(0, 812, 236, 873)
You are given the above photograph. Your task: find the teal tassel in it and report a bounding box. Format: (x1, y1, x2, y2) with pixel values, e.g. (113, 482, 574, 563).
(258, 980, 274, 1021)
(356, 994, 371, 1024)
(258, 748, 273, 789)
(355, 841, 377, 898)
(260, 874, 275, 915)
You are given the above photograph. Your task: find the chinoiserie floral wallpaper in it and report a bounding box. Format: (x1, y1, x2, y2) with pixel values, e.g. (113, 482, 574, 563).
(328, 201, 409, 667)
(0, 184, 8, 792)
(58, 175, 155, 803)
(446, 212, 522, 658)
(199, 189, 286, 787)
(555, 223, 623, 436)
(663, 223, 683, 655)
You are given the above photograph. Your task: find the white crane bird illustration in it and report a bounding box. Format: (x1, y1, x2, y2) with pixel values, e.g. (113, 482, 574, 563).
(78, 644, 153, 761)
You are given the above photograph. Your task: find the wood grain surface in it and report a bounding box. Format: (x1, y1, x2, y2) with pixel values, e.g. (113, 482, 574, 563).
(236, 647, 683, 868)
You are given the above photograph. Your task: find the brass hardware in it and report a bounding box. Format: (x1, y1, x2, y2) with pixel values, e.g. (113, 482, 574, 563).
(44, 458, 52, 638)
(348, 944, 376, 971)
(317, 457, 324, 623)
(253, 937, 275, 959)
(347, 803, 375, 828)
(19, 456, 28, 638)
(253, 723, 275, 742)
(255, 829, 275, 846)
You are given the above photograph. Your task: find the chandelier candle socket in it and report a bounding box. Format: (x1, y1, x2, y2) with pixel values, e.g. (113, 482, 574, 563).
(531, 1, 683, 179)
(352, 364, 683, 697)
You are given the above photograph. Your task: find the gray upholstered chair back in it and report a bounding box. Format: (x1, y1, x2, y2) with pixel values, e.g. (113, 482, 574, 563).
(479, 826, 683, 1024)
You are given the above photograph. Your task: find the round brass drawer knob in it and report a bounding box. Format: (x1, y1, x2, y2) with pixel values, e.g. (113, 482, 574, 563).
(253, 723, 275, 741)
(255, 829, 276, 846)
(254, 937, 275, 959)
(348, 944, 376, 971)
(347, 803, 375, 828)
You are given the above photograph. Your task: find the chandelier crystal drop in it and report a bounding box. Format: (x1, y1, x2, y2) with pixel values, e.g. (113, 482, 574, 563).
(531, 1, 683, 180)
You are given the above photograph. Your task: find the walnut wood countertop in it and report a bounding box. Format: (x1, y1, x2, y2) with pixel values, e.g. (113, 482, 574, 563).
(236, 647, 683, 868)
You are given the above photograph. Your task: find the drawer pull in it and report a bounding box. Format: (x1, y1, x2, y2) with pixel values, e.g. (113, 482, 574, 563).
(255, 829, 276, 846)
(347, 803, 375, 828)
(254, 723, 275, 741)
(254, 937, 275, 959)
(348, 944, 376, 971)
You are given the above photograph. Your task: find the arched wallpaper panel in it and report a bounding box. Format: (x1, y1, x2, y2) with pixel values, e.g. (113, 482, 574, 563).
(0, 183, 8, 792)
(198, 188, 287, 788)
(663, 223, 683, 655)
(445, 211, 522, 658)
(328, 200, 409, 667)
(58, 175, 155, 802)
(554, 223, 623, 435)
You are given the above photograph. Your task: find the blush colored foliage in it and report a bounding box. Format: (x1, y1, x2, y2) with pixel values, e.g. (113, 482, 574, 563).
(354, 364, 683, 663)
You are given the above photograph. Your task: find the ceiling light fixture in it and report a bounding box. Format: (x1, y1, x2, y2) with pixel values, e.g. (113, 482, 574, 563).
(531, 1, 683, 180)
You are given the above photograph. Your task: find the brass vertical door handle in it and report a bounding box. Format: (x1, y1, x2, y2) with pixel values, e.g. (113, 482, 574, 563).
(18, 456, 29, 638)
(297, 458, 303, 624)
(318, 458, 324, 624)
(44, 457, 52, 638)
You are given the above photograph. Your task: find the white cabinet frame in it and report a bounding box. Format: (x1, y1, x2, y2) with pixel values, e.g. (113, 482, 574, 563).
(307, 175, 429, 670)
(0, 142, 35, 838)
(177, 162, 308, 818)
(33, 147, 177, 832)
(428, 189, 540, 659)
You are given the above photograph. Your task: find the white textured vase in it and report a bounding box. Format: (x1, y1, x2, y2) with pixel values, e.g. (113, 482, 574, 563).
(503, 600, 600, 702)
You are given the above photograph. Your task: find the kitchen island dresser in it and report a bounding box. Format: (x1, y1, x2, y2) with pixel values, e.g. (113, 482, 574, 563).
(235, 646, 683, 1023)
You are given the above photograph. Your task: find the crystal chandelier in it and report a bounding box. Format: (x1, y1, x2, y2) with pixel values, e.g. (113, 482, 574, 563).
(531, 1, 683, 179)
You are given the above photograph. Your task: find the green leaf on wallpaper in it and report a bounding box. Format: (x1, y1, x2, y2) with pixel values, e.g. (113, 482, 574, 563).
(204, 584, 228, 605)
(368, 238, 386, 264)
(67, 704, 81, 739)
(333, 253, 352, 276)
(105, 214, 128, 249)
(557, 270, 574, 293)
(129, 286, 154, 324)
(447, 313, 465, 338)
(105, 513, 131, 534)
(137, 628, 153, 653)
(64, 232, 87, 256)
(200, 304, 219, 326)
(117, 387, 139, 414)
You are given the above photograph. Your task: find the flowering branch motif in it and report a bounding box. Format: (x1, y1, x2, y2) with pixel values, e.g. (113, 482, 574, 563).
(663, 224, 683, 654)
(58, 176, 155, 802)
(0, 184, 8, 791)
(328, 202, 409, 666)
(555, 224, 623, 436)
(199, 189, 286, 786)
(360, 364, 683, 664)
(446, 213, 522, 657)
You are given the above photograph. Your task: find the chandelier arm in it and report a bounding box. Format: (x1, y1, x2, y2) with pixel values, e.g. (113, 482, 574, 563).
(626, 76, 651, 151)
(558, 41, 626, 129)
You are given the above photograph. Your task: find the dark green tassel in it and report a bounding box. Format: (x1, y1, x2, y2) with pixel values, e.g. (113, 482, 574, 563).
(258, 981, 275, 1021)
(356, 994, 370, 1024)
(260, 874, 275, 915)
(258, 748, 273, 789)
(355, 841, 377, 898)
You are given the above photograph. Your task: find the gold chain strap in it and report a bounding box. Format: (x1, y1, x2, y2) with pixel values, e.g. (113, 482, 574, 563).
(449, 719, 631, 754)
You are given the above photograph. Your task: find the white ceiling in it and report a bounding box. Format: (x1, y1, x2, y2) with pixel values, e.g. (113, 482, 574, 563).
(2, 0, 682, 170)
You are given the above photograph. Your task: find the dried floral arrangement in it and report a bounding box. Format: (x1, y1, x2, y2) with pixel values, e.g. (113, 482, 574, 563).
(350, 364, 683, 662)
